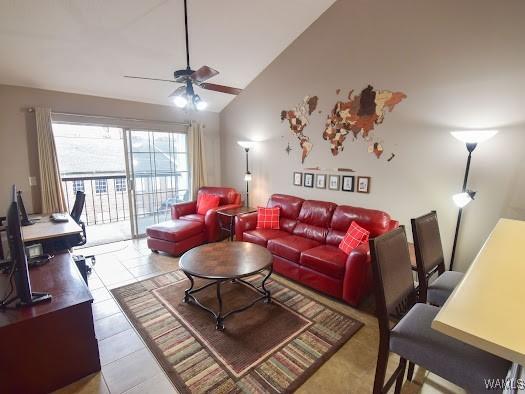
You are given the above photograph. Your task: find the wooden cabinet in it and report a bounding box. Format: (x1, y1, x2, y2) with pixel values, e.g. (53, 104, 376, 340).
(0, 253, 101, 393)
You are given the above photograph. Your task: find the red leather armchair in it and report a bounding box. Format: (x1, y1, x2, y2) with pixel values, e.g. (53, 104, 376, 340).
(236, 194, 398, 306)
(146, 187, 242, 255)
(171, 187, 242, 242)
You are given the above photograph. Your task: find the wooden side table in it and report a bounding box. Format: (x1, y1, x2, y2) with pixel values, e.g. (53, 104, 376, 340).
(217, 207, 256, 241)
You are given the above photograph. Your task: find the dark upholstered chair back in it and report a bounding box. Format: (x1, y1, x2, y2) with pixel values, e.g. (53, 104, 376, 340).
(411, 211, 445, 276)
(70, 191, 86, 224)
(370, 227, 416, 321)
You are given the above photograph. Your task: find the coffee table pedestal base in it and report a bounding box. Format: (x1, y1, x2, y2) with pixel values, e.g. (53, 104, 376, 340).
(182, 267, 273, 331)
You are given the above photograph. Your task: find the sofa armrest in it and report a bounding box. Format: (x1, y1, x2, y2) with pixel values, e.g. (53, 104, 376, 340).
(171, 201, 197, 219)
(234, 212, 258, 242)
(204, 203, 242, 242)
(342, 243, 372, 306)
(388, 219, 399, 231)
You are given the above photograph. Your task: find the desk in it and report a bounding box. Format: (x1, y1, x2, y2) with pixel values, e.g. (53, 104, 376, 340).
(432, 218, 525, 365)
(0, 252, 100, 393)
(22, 214, 82, 243)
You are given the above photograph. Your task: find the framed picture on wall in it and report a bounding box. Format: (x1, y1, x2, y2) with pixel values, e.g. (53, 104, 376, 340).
(328, 175, 340, 190)
(293, 172, 303, 186)
(357, 176, 371, 193)
(304, 173, 314, 188)
(315, 174, 326, 189)
(342, 176, 355, 192)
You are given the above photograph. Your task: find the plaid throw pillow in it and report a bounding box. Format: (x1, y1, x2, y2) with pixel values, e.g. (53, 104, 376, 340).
(339, 221, 370, 254)
(256, 206, 280, 229)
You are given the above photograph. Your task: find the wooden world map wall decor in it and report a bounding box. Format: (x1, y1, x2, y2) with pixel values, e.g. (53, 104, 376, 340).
(280, 85, 406, 162)
(280, 96, 318, 163)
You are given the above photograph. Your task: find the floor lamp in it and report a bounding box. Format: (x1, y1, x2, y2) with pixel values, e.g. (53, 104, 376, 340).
(237, 141, 255, 207)
(449, 130, 498, 271)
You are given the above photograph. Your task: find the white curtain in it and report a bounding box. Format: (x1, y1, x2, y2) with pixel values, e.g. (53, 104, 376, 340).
(35, 107, 67, 213)
(188, 121, 208, 199)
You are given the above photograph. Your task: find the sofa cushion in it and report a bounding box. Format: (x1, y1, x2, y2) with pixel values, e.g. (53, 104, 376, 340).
(146, 219, 204, 242)
(243, 229, 289, 247)
(268, 235, 320, 263)
(327, 205, 392, 245)
(292, 200, 336, 243)
(197, 186, 241, 206)
(197, 193, 220, 215)
(293, 223, 329, 243)
(267, 194, 304, 233)
(180, 214, 205, 223)
(297, 200, 337, 228)
(300, 245, 347, 279)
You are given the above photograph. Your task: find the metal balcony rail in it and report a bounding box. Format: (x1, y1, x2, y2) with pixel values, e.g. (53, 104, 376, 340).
(62, 174, 188, 226)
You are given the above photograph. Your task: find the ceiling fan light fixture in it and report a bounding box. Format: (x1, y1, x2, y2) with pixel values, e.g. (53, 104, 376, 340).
(173, 94, 188, 108)
(193, 95, 207, 111)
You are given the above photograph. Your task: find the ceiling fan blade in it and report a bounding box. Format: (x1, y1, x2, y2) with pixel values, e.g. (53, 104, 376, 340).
(190, 66, 219, 83)
(200, 83, 242, 95)
(124, 75, 177, 83)
(168, 86, 186, 97)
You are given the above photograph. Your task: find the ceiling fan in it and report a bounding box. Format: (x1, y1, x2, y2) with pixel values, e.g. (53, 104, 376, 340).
(124, 0, 242, 110)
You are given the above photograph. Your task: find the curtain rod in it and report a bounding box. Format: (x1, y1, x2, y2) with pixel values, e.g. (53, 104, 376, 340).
(27, 108, 191, 127)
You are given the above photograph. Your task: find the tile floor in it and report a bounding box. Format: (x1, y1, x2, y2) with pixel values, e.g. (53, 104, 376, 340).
(55, 239, 464, 394)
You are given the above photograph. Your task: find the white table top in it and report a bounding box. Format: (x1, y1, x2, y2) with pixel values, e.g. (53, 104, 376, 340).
(22, 214, 82, 243)
(432, 218, 525, 365)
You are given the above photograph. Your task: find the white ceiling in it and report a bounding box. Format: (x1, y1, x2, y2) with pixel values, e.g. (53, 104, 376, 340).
(0, 0, 335, 112)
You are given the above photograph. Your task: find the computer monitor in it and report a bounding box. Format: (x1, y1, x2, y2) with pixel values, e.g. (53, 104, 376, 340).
(16, 190, 34, 226)
(5, 185, 51, 307)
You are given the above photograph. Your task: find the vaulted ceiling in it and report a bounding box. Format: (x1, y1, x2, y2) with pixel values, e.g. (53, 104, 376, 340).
(0, 0, 335, 112)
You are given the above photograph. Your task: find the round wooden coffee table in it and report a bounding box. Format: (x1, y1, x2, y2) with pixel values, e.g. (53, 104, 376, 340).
(179, 241, 273, 330)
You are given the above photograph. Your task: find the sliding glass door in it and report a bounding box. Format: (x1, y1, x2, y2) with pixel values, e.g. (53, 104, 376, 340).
(125, 130, 190, 236)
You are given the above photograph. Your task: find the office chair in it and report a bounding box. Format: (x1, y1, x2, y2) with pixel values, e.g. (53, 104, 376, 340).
(69, 191, 95, 277)
(0, 216, 7, 267)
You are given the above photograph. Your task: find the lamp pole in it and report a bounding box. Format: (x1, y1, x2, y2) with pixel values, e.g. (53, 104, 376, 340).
(449, 142, 477, 271)
(244, 148, 250, 207)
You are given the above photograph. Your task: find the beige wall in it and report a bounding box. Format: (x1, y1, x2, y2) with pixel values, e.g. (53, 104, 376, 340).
(0, 84, 221, 214)
(220, 0, 525, 272)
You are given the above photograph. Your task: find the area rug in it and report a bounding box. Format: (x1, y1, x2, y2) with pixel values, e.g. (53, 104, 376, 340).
(112, 270, 363, 393)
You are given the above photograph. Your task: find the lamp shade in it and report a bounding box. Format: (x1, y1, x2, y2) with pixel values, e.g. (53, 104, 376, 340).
(452, 191, 476, 208)
(450, 130, 498, 144)
(237, 141, 256, 149)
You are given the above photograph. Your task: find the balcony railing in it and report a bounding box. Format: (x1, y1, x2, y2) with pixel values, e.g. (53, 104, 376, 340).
(62, 175, 129, 226)
(62, 175, 190, 227)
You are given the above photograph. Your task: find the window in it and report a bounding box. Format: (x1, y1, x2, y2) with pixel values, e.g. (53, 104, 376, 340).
(95, 179, 108, 194)
(115, 178, 126, 192)
(72, 180, 84, 193)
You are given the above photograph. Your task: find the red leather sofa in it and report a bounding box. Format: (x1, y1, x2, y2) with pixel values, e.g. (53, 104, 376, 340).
(235, 194, 398, 306)
(147, 187, 242, 256)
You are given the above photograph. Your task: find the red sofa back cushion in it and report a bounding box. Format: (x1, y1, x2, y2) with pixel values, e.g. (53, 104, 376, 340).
(293, 200, 337, 243)
(267, 194, 304, 233)
(326, 205, 392, 246)
(197, 187, 240, 206)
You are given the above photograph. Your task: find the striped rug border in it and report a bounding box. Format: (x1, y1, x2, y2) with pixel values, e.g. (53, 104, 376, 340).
(112, 270, 363, 393)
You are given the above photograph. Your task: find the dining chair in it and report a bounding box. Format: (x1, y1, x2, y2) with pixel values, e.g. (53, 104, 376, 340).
(370, 226, 511, 394)
(411, 211, 464, 306)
